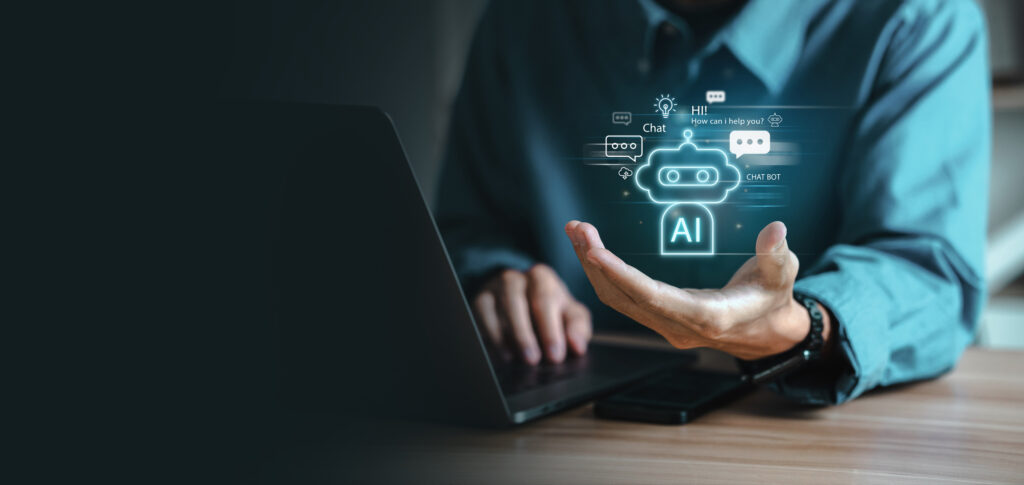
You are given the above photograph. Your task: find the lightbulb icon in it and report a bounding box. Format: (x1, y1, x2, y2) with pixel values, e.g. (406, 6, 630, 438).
(654, 94, 676, 118)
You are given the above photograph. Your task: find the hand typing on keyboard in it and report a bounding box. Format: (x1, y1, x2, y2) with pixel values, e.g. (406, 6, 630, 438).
(471, 264, 592, 365)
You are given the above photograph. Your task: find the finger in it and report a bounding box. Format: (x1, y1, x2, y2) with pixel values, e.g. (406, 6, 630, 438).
(585, 247, 660, 304)
(565, 220, 581, 239)
(563, 302, 592, 356)
(755, 221, 798, 288)
(569, 223, 692, 333)
(527, 265, 567, 363)
(586, 246, 707, 325)
(497, 270, 542, 365)
(565, 220, 602, 270)
(472, 290, 504, 350)
(565, 222, 633, 305)
(565, 223, 710, 347)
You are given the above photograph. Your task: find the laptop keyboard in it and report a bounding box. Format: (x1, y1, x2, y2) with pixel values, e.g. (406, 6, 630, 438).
(493, 353, 592, 396)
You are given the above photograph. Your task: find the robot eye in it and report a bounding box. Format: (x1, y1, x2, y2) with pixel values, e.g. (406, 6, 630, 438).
(657, 166, 718, 187)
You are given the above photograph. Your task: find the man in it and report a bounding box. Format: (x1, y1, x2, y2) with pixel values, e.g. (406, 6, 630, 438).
(436, 0, 989, 404)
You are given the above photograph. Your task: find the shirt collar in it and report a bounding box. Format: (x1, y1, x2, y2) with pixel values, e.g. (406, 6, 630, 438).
(636, 0, 824, 95)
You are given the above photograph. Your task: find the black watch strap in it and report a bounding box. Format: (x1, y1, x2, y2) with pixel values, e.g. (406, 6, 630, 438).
(739, 292, 825, 384)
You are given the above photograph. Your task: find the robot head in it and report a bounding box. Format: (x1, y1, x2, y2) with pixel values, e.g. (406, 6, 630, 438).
(634, 129, 741, 205)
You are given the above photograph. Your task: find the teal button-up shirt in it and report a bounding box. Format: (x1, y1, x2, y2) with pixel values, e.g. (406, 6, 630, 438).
(436, 0, 990, 404)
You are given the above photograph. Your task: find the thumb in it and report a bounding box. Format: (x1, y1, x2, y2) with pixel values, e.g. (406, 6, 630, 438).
(755, 221, 797, 287)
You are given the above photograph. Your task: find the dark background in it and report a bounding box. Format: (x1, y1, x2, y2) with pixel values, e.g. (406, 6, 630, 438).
(216, 0, 487, 203)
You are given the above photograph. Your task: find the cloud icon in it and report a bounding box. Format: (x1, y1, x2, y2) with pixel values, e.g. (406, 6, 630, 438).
(635, 130, 741, 204)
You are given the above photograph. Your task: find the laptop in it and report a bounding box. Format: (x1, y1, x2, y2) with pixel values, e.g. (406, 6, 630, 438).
(211, 101, 696, 426)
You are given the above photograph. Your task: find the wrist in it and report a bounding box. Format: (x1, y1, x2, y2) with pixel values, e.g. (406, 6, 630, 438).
(767, 297, 813, 356)
(738, 293, 833, 383)
(758, 295, 834, 359)
(723, 297, 807, 360)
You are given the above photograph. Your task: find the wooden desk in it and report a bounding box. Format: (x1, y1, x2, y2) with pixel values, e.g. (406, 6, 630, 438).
(336, 347, 1024, 484)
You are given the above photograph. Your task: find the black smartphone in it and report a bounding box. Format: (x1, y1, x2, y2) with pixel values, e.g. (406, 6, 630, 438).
(594, 368, 752, 424)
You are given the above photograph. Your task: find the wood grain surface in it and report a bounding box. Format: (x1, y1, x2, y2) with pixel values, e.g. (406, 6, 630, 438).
(338, 347, 1024, 484)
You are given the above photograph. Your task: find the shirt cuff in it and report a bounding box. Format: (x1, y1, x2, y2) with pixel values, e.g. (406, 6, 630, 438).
(758, 271, 884, 405)
(450, 246, 535, 298)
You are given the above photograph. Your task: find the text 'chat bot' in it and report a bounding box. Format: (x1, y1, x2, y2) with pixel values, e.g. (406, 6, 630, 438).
(634, 130, 741, 256)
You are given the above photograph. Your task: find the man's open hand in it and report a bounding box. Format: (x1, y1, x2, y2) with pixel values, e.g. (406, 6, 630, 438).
(564, 220, 830, 360)
(472, 264, 592, 365)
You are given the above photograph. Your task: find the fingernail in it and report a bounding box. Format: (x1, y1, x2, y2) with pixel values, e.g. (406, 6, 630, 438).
(547, 343, 565, 363)
(524, 346, 541, 364)
(774, 223, 788, 249)
(569, 333, 586, 354)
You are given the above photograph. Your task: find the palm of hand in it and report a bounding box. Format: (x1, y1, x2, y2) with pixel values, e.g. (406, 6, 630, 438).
(565, 220, 809, 360)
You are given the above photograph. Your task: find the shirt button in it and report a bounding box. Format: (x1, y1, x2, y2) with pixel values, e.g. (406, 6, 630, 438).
(636, 59, 650, 74)
(660, 22, 678, 37)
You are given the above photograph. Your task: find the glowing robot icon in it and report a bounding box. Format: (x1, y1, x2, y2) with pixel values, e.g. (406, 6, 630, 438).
(634, 129, 741, 256)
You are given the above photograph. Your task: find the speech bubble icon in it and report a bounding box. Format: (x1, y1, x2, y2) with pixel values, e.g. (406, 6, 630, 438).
(612, 111, 632, 126)
(705, 90, 726, 104)
(605, 135, 643, 162)
(729, 130, 770, 158)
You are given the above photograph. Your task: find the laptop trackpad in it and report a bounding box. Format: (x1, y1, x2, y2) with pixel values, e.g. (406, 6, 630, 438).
(498, 343, 694, 416)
